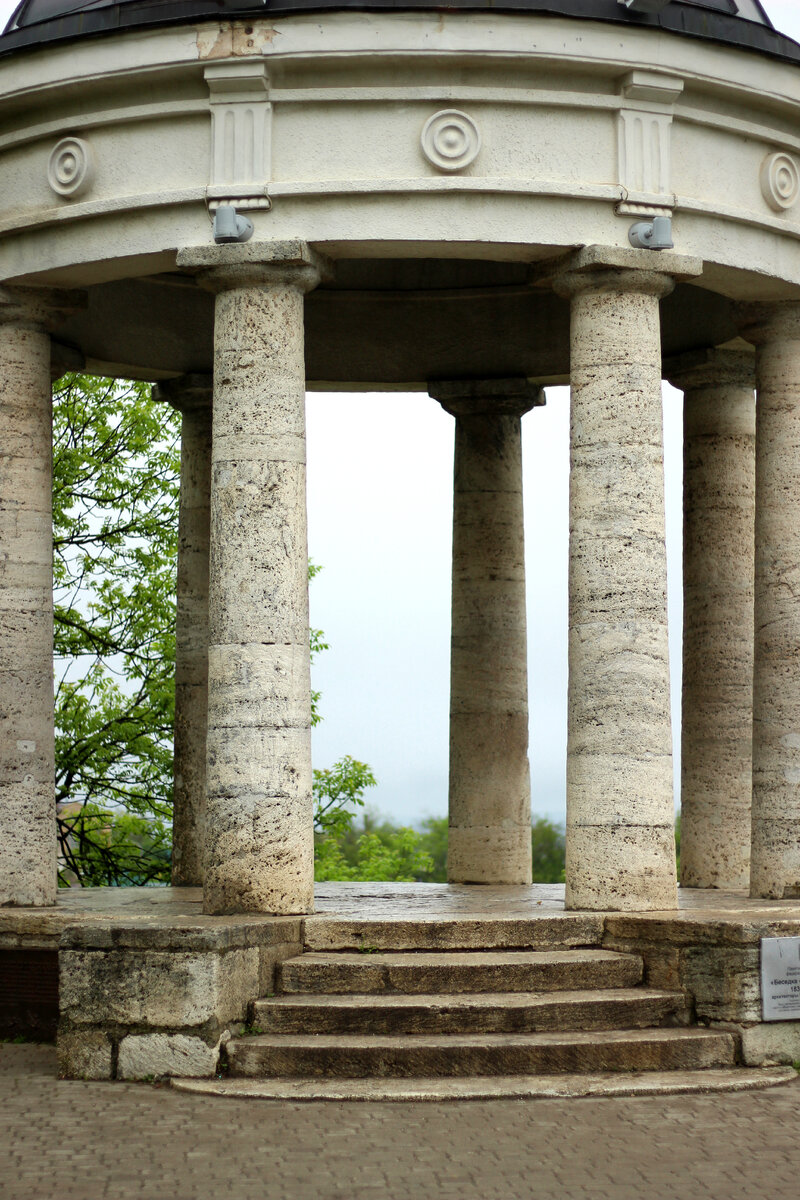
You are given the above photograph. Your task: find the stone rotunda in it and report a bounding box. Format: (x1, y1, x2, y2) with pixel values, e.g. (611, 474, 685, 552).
(5, 0, 800, 1090)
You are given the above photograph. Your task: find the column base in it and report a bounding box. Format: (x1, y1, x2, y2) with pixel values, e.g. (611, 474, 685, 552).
(565, 825, 678, 911)
(447, 825, 533, 885)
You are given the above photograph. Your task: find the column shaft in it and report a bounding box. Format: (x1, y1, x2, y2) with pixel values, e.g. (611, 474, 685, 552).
(177, 243, 322, 915)
(431, 379, 542, 884)
(0, 310, 56, 905)
(668, 351, 755, 890)
(739, 304, 800, 898)
(155, 377, 212, 887)
(557, 262, 679, 911)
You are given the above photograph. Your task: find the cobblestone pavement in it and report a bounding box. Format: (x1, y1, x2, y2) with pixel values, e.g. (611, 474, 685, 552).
(3, 1044, 800, 1200)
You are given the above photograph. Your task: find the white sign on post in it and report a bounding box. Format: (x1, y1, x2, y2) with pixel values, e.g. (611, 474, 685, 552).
(761, 937, 800, 1021)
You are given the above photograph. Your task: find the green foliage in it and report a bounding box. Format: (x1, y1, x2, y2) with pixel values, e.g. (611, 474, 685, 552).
(53, 374, 180, 886)
(415, 816, 448, 882)
(315, 823, 433, 883)
(675, 811, 682, 875)
(53, 374, 376, 887)
(313, 756, 376, 839)
(530, 816, 566, 884)
(314, 810, 567, 884)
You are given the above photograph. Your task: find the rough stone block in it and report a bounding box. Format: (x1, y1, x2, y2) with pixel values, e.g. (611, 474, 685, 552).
(118, 1033, 222, 1079)
(57, 1027, 113, 1080)
(682, 945, 761, 1022)
(740, 1021, 800, 1066)
(59, 945, 260, 1027)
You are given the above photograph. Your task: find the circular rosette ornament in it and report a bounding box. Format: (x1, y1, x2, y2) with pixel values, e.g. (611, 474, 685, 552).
(421, 110, 481, 174)
(48, 137, 95, 199)
(760, 152, 800, 213)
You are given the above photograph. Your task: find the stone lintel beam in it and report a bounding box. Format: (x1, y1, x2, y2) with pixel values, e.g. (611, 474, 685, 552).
(666, 348, 756, 891)
(0, 286, 84, 907)
(153, 376, 213, 888)
(430, 376, 539, 885)
(176, 244, 320, 915)
(736, 301, 800, 899)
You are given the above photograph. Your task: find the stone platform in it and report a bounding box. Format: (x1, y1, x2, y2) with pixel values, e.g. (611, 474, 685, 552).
(2, 884, 800, 1082)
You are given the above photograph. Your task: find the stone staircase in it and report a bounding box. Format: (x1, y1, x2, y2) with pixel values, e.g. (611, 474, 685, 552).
(171, 921, 796, 1100)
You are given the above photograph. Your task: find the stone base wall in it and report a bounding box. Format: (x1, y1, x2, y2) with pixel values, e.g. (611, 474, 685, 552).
(56, 919, 302, 1080)
(603, 913, 800, 1066)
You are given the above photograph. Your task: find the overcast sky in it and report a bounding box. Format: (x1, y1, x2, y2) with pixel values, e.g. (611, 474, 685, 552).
(2, 0, 799, 828)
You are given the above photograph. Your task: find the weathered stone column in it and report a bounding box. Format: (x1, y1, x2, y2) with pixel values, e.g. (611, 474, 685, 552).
(738, 303, 800, 899)
(0, 286, 81, 906)
(176, 242, 323, 915)
(666, 350, 756, 890)
(430, 378, 543, 884)
(153, 375, 213, 887)
(552, 247, 701, 912)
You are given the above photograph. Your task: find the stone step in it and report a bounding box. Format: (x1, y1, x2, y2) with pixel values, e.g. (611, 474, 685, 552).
(173, 1066, 797, 1102)
(278, 949, 643, 995)
(227, 1026, 736, 1079)
(302, 913, 604, 953)
(251, 987, 688, 1036)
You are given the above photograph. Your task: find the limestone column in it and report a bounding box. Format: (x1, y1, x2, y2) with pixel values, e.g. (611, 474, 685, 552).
(666, 350, 756, 890)
(176, 242, 324, 915)
(552, 247, 700, 912)
(0, 285, 81, 906)
(430, 378, 543, 884)
(738, 303, 800, 899)
(153, 375, 213, 887)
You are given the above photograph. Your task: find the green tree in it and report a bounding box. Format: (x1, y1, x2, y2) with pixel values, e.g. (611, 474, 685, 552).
(53, 374, 377, 886)
(530, 816, 566, 884)
(53, 374, 179, 885)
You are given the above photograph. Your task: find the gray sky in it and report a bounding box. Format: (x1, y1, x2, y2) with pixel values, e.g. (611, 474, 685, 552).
(2, 0, 798, 827)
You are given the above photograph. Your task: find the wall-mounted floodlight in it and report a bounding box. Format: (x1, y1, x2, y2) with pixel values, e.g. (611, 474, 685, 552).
(618, 0, 672, 12)
(212, 204, 254, 244)
(629, 216, 674, 250)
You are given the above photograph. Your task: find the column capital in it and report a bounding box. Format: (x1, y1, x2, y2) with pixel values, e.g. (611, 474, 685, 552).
(176, 240, 332, 295)
(0, 284, 86, 332)
(665, 347, 755, 392)
(735, 300, 800, 346)
(429, 377, 545, 418)
(532, 245, 702, 301)
(153, 374, 213, 414)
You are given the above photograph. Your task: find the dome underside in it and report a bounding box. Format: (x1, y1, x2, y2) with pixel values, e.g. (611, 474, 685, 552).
(1, 0, 797, 62)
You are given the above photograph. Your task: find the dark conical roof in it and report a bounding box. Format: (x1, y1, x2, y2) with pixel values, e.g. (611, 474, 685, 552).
(1, 0, 795, 61)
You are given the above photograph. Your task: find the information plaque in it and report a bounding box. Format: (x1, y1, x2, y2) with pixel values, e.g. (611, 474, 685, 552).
(761, 936, 800, 1021)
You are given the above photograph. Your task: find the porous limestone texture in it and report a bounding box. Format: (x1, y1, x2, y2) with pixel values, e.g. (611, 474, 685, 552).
(0, 287, 62, 906)
(117, 1032, 223, 1080)
(552, 249, 701, 912)
(666, 350, 756, 891)
(176, 243, 324, 916)
(154, 376, 213, 887)
(739, 1022, 800, 1066)
(739, 304, 800, 899)
(56, 915, 302, 1078)
(430, 378, 543, 885)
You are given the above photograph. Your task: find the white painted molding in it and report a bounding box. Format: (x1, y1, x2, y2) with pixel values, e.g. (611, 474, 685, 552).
(617, 70, 682, 215)
(205, 60, 271, 211)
